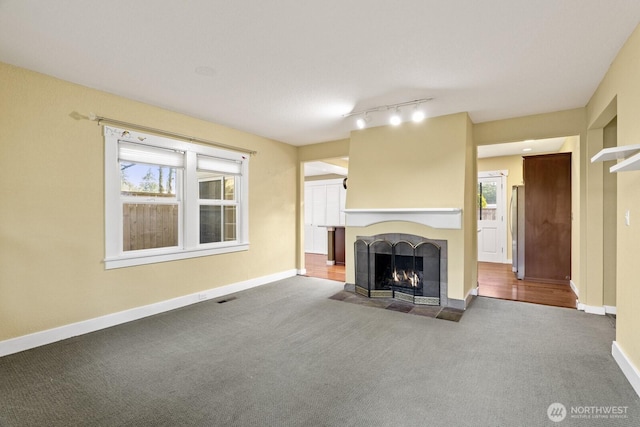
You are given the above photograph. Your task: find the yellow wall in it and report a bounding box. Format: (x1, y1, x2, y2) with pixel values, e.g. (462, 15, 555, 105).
(0, 62, 298, 341)
(559, 135, 581, 296)
(345, 113, 475, 302)
(603, 119, 617, 307)
(586, 23, 640, 370)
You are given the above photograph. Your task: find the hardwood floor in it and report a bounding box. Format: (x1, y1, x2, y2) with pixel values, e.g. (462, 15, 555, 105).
(304, 256, 575, 309)
(304, 253, 346, 282)
(477, 262, 577, 309)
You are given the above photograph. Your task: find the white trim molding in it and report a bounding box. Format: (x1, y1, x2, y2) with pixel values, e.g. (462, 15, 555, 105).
(577, 303, 606, 315)
(0, 269, 297, 358)
(344, 208, 462, 229)
(612, 341, 640, 398)
(478, 169, 509, 178)
(570, 280, 579, 298)
(604, 305, 617, 315)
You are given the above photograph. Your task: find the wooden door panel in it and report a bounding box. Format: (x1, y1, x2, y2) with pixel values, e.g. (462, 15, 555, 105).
(523, 153, 571, 284)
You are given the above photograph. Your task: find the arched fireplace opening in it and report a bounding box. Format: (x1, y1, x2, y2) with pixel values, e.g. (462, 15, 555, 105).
(354, 234, 447, 306)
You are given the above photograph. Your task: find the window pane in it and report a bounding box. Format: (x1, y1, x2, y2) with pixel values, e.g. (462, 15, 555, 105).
(199, 180, 222, 200)
(121, 162, 177, 197)
(478, 181, 497, 221)
(224, 206, 237, 241)
(198, 175, 235, 201)
(200, 205, 222, 243)
(224, 177, 235, 201)
(123, 204, 178, 251)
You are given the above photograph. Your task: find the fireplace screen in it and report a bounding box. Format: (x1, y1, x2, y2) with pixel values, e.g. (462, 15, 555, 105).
(355, 236, 441, 305)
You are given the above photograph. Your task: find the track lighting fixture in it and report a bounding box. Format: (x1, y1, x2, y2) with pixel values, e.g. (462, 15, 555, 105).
(343, 97, 433, 129)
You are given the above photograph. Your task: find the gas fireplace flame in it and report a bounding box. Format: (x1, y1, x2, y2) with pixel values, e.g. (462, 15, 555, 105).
(392, 269, 419, 287)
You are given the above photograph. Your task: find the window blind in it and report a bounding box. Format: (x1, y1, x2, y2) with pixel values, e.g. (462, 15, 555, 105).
(119, 141, 185, 168)
(197, 155, 242, 175)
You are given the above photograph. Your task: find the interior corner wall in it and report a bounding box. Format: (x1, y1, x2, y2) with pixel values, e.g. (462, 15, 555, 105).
(603, 118, 617, 308)
(463, 114, 478, 297)
(586, 22, 640, 373)
(0, 62, 298, 342)
(559, 135, 582, 300)
(344, 112, 472, 302)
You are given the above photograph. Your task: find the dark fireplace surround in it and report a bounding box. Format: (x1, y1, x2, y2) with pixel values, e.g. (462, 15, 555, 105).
(354, 233, 448, 306)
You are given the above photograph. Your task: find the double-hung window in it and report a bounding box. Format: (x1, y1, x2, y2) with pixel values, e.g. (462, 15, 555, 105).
(104, 126, 249, 269)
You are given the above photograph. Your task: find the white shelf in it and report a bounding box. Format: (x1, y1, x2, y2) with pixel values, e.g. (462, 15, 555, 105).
(591, 143, 640, 173)
(591, 144, 640, 163)
(343, 208, 462, 229)
(610, 151, 640, 173)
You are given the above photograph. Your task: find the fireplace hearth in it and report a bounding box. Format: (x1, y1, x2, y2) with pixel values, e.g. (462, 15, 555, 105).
(354, 234, 447, 306)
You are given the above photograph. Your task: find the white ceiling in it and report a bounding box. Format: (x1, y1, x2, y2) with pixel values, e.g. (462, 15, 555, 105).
(1, 1, 639, 146)
(304, 161, 348, 177)
(478, 137, 567, 159)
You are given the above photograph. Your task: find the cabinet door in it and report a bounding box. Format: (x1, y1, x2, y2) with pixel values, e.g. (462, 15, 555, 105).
(523, 153, 571, 284)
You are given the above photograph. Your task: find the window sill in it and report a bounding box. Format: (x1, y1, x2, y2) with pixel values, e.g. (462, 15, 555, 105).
(104, 243, 249, 269)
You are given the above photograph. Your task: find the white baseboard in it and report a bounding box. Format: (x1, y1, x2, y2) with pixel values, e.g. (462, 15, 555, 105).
(570, 280, 579, 298)
(604, 305, 617, 315)
(464, 285, 479, 309)
(0, 269, 297, 358)
(577, 303, 606, 315)
(612, 341, 640, 398)
(297, 268, 307, 275)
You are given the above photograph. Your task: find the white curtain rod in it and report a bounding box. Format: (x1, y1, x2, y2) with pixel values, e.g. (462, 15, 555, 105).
(89, 113, 257, 156)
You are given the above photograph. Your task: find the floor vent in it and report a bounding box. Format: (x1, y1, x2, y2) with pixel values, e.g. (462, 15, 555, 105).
(216, 296, 237, 304)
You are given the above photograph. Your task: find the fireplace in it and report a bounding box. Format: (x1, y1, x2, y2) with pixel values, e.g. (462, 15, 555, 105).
(354, 233, 447, 306)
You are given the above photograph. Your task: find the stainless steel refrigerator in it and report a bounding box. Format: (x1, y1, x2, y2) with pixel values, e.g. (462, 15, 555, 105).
(510, 185, 525, 280)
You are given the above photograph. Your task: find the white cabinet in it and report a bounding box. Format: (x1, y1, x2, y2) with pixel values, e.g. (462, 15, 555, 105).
(304, 179, 346, 254)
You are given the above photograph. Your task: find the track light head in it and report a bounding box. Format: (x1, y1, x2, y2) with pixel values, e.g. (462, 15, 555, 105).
(389, 108, 402, 126)
(411, 105, 425, 122)
(356, 112, 371, 129)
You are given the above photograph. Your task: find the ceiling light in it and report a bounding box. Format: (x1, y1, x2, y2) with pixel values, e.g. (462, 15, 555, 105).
(356, 112, 371, 129)
(389, 108, 402, 126)
(412, 105, 425, 122)
(523, 148, 533, 152)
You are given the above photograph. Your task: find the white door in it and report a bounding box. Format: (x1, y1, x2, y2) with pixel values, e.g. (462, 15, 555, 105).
(477, 175, 506, 263)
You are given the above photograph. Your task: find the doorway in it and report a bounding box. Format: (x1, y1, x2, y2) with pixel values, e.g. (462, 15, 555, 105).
(476, 137, 578, 309)
(302, 159, 347, 282)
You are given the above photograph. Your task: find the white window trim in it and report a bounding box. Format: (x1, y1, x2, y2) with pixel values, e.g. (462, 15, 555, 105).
(104, 126, 249, 269)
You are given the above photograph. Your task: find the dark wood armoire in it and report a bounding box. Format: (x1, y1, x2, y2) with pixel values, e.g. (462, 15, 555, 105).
(523, 153, 572, 284)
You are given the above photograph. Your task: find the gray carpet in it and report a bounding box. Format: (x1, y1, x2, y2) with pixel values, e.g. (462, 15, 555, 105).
(0, 276, 638, 426)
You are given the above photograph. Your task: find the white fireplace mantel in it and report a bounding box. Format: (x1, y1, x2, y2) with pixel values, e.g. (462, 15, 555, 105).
(343, 208, 462, 229)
